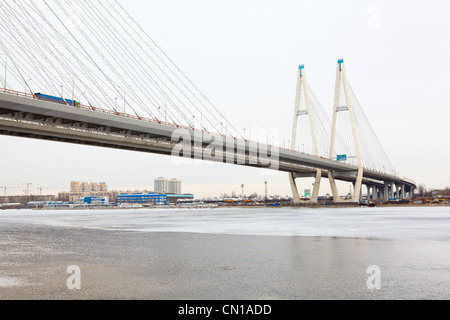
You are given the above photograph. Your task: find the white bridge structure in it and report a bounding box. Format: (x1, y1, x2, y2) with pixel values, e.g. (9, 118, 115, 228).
(288, 61, 415, 203)
(0, 1, 415, 204)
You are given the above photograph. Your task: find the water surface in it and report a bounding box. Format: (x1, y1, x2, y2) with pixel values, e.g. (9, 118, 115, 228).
(1, 206, 449, 241)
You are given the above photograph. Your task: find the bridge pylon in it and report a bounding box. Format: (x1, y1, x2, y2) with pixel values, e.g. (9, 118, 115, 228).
(328, 59, 363, 203)
(289, 65, 322, 204)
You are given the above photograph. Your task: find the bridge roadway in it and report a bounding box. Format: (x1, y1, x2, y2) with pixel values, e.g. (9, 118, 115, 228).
(0, 90, 416, 197)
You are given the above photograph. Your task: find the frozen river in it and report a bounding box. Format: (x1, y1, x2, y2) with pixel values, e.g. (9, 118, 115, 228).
(1, 206, 449, 241)
(1, 206, 450, 299)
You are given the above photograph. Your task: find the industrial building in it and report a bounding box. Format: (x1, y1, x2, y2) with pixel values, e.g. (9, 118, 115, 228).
(27, 201, 65, 208)
(167, 194, 194, 204)
(76, 196, 109, 206)
(117, 193, 194, 206)
(0, 195, 56, 206)
(117, 193, 168, 206)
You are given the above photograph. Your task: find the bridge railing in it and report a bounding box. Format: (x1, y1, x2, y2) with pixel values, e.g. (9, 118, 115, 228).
(0, 87, 35, 100)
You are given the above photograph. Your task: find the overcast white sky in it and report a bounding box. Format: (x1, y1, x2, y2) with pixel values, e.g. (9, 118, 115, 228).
(1, 0, 449, 197)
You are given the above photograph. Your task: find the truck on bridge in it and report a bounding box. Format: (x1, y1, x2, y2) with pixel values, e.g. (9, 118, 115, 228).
(34, 93, 80, 108)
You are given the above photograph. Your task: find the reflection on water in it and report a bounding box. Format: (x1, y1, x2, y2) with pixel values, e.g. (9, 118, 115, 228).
(0, 206, 449, 241)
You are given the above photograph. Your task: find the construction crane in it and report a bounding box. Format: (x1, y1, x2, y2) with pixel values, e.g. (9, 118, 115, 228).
(37, 187, 50, 196)
(21, 182, 33, 196)
(0, 186, 17, 197)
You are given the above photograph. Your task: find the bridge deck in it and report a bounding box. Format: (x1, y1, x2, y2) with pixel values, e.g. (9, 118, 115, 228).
(0, 90, 415, 190)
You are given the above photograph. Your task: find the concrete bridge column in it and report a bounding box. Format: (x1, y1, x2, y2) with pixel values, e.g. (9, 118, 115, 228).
(397, 184, 403, 199)
(289, 173, 301, 204)
(402, 184, 406, 199)
(386, 183, 390, 200)
(371, 186, 375, 200)
(398, 184, 404, 199)
(390, 183, 395, 200)
(384, 183, 389, 201)
(373, 186, 378, 201)
(410, 186, 416, 199)
(328, 173, 341, 203)
(353, 182, 363, 204)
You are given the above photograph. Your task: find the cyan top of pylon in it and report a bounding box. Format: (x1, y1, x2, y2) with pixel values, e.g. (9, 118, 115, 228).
(299, 65, 305, 75)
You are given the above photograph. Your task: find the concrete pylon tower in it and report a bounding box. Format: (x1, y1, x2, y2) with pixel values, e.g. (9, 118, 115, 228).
(328, 59, 364, 203)
(289, 65, 322, 204)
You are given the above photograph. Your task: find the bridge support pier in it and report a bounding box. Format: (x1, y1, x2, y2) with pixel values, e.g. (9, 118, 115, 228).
(384, 183, 392, 201)
(399, 184, 404, 199)
(289, 173, 302, 205)
(352, 181, 363, 204)
(359, 183, 363, 203)
(353, 170, 364, 203)
(410, 186, 416, 199)
(395, 183, 405, 200)
(290, 170, 322, 204)
(369, 185, 378, 201)
(311, 170, 322, 203)
(328, 173, 341, 203)
(371, 185, 375, 200)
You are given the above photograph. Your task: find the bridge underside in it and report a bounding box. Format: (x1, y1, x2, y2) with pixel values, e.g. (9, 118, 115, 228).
(0, 113, 325, 176)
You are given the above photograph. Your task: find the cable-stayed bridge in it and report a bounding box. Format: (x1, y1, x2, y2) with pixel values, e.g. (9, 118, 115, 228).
(0, 1, 416, 203)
